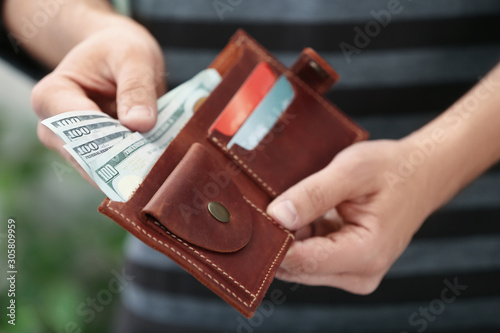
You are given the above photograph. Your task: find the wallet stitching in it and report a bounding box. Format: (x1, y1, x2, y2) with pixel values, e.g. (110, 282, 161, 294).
(242, 196, 293, 236)
(243, 197, 294, 306)
(105, 194, 294, 309)
(105, 201, 255, 306)
(209, 36, 278, 197)
(211, 136, 278, 196)
(240, 35, 365, 142)
(157, 222, 256, 298)
(210, 35, 364, 198)
(252, 232, 293, 306)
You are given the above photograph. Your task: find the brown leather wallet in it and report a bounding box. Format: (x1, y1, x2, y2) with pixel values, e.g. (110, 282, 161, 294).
(98, 30, 368, 318)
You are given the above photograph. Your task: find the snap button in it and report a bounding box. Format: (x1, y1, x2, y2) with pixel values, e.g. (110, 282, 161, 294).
(308, 59, 328, 78)
(208, 201, 230, 223)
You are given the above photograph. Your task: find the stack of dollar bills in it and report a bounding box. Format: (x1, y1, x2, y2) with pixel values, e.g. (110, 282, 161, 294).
(42, 69, 222, 202)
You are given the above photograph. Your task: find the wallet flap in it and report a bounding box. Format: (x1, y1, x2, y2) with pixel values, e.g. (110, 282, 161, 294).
(142, 143, 253, 253)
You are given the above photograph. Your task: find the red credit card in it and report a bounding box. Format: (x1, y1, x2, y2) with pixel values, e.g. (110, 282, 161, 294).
(209, 62, 277, 136)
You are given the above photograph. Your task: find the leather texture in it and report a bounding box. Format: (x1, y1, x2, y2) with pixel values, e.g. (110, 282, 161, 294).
(98, 30, 368, 318)
(142, 143, 253, 253)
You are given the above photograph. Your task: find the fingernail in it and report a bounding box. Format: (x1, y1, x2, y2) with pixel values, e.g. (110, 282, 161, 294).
(127, 106, 153, 119)
(271, 200, 298, 229)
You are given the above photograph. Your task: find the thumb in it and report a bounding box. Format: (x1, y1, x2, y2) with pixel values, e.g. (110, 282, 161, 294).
(115, 60, 165, 132)
(267, 163, 352, 230)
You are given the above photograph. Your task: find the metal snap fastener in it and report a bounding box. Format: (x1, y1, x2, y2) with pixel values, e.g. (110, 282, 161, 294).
(308, 60, 328, 78)
(208, 201, 230, 223)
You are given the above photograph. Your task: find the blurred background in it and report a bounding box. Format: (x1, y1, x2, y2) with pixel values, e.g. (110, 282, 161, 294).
(0, 58, 126, 333)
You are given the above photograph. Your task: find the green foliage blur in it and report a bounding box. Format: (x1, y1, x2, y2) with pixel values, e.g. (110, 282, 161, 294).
(0, 64, 127, 333)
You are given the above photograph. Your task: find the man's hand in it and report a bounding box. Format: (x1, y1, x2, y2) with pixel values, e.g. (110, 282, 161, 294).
(267, 140, 432, 294)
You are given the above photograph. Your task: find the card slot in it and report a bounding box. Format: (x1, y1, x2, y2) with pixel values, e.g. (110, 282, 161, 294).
(209, 62, 279, 139)
(207, 65, 285, 140)
(209, 75, 367, 197)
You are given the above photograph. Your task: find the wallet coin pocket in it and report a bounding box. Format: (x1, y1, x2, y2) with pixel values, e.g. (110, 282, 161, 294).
(142, 143, 254, 253)
(208, 72, 364, 197)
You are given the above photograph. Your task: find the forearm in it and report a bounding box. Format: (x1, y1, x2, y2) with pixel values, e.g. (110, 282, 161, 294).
(403, 62, 500, 213)
(2, 0, 126, 68)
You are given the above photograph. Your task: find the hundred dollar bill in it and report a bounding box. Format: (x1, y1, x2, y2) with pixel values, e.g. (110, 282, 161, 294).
(64, 130, 132, 174)
(45, 69, 210, 145)
(157, 68, 221, 115)
(88, 81, 207, 201)
(156, 78, 190, 111)
(47, 117, 129, 144)
(89, 69, 222, 201)
(42, 68, 222, 201)
(89, 132, 161, 201)
(145, 69, 222, 150)
(41, 110, 111, 130)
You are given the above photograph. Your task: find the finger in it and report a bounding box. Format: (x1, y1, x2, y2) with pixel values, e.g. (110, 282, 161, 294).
(279, 224, 371, 276)
(293, 210, 344, 241)
(267, 159, 354, 230)
(32, 75, 100, 154)
(114, 58, 165, 132)
(33, 75, 100, 170)
(293, 225, 313, 241)
(275, 267, 382, 295)
(31, 74, 101, 119)
(32, 76, 103, 187)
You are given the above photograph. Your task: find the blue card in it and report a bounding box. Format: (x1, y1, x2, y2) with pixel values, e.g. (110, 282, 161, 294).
(227, 75, 294, 150)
